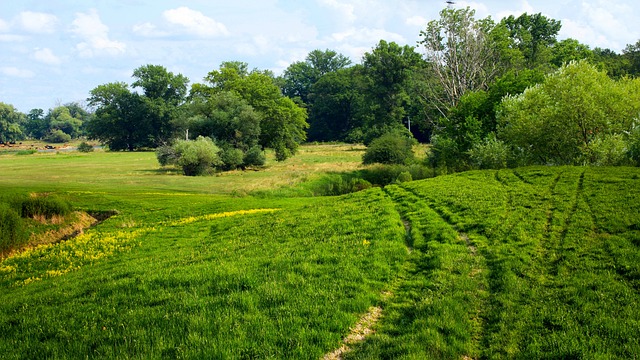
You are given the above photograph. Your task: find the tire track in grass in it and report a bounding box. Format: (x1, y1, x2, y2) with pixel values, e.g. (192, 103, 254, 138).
(383, 185, 488, 359)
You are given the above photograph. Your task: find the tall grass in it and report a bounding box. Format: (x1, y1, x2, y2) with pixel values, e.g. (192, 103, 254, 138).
(0, 204, 26, 254)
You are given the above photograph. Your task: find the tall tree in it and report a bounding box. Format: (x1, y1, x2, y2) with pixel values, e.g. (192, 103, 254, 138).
(281, 49, 352, 103)
(47, 106, 84, 138)
(500, 13, 561, 69)
(419, 7, 501, 116)
(0, 102, 25, 143)
(86, 82, 147, 151)
(132, 64, 189, 146)
(24, 108, 48, 139)
(622, 40, 640, 77)
(194, 62, 308, 161)
(551, 38, 593, 67)
(362, 40, 425, 134)
(308, 66, 366, 142)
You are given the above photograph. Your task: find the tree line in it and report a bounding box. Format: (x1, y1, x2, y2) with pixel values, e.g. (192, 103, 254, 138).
(2, 7, 640, 170)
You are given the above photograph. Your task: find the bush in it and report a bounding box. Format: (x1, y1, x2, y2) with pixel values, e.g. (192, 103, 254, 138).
(173, 136, 222, 176)
(219, 147, 245, 170)
(396, 171, 413, 183)
(12, 195, 73, 219)
(0, 204, 26, 253)
(627, 121, 640, 166)
(156, 145, 179, 167)
(77, 141, 94, 153)
(243, 145, 266, 167)
(363, 132, 415, 165)
(361, 124, 413, 146)
(587, 134, 631, 166)
(44, 129, 72, 143)
(468, 133, 510, 169)
(312, 175, 372, 196)
(359, 164, 432, 186)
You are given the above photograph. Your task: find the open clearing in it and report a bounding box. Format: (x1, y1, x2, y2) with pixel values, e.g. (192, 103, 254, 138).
(1, 146, 639, 359)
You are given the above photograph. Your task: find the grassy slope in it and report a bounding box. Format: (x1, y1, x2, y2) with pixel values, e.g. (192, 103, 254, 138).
(349, 166, 640, 359)
(1, 147, 639, 358)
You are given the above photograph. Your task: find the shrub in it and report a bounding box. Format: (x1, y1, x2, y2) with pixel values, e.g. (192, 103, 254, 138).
(219, 147, 245, 170)
(363, 132, 415, 165)
(12, 195, 72, 219)
(156, 145, 179, 167)
(312, 175, 372, 196)
(587, 134, 631, 166)
(359, 164, 432, 186)
(627, 121, 640, 166)
(0, 204, 26, 253)
(396, 171, 413, 183)
(77, 141, 94, 153)
(468, 133, 510, 169)
(16, 150, 37, 155)
(45, 129, 72, 143)
(173, 136, 222, 176)
(243, 145, 266, 167)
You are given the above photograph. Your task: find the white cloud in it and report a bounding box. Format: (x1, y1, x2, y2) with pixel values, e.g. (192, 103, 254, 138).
(70, 9, 126, 57)
(405, 16, 427, 28)
(163, 7, 229, 37)
(0, 67, 35, 78)
(330, 27, 405, 44)
(318, 0, 357, 23)
(33, 48, 61, 66)
(132, 22, 169, 37)
(0, 34, 26, 42)
(0, 18, 9, 32)
(495, 0, 535, 21)
(16, 11, 58, 34)
(457, 1, 492, 18)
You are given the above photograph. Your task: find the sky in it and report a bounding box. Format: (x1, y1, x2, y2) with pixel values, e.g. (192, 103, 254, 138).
(1, 0, 639, 113)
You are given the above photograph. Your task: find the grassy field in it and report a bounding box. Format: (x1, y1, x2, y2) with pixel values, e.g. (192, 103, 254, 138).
(1, 145, 639, 359)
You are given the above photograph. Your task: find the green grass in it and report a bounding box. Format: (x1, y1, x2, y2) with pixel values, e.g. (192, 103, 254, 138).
(0, 146, 639, 358)
(349, 166, 640, 359)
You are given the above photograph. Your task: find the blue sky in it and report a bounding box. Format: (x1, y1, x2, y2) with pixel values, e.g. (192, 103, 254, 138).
(1, 0, 638, 112)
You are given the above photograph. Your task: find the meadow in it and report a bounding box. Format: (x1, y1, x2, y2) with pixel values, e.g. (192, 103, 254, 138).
(0, 146, 639, 359)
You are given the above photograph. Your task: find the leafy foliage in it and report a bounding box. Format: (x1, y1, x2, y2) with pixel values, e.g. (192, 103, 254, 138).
(195, 62, 308, 161)
(172, 136, 222, 176)
(76, 142, 94, 153)
(0, 203, 26, 253)
(0, 102, 26, 143)
(498, 61, 640, 165)
(87, 65, 188, 151)
(44, 129, 71, 143)
(362, 132, 415, 165)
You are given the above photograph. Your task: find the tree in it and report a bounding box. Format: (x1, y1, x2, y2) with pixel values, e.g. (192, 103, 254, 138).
(47, 106, 83, 138)
(195, 62, 308, 161)
(132, 64, 189, 146)
(362, 40, 426, 131)
(500, 13, 561, 69)
(281, 49, 352, 103)
(551, 38, 593, 67)
(185, 90, 261, 151)
(593, 47, 629, 79)
(497, 61, 640, 165)
(24, 109, 48, 139)
(307, 66, 367, 142)
(86, 65, 189, 150)
(0, 102, 26, 143)
(86, 82, 147, 151)
(419, 7, 502, 116)
(622, 40, 640, 77)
